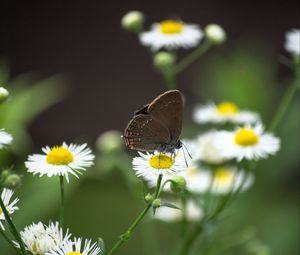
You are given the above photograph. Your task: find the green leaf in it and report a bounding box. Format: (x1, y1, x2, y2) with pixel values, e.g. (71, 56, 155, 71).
(160, 202, 181, 210)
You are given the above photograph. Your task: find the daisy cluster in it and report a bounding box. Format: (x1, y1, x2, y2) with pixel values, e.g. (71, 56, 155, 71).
(131, 101, 280, 223)
(16, 221, 100, 255)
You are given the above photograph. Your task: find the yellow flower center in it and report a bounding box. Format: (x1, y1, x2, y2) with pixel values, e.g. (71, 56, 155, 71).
(149, 154, 174, 169)
(217, 101, 239, 115)
(0, 208, 2, 215)
(66, 252, 82, 255)
(234, 128, 259, 146)
(160, 20, 183, 34)
(214, 168, 234, 185)
(46, 146, 74, 165)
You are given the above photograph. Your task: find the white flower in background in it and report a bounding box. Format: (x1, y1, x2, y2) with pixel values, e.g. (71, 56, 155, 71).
(211, 166, 254, 194)
(25, 143, 95, 182)
(0, 188, 19, 230)
(285, 29, 300, 56)
(18, 222, 70, 255)
(193, 102, 260, 125)
(194, 132, 227, 164)
(0, 129, 13, 149)
(132, 151, 187, 180)
(140, 20, 203, 50)
(154, 200, 203, 222)
(215, 124, 280, 161)
(47, 237, 101, 255)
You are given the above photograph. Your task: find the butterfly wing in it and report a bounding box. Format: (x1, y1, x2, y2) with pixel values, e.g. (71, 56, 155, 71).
(148, 90, 183, 144)
(124, 114, 171, 152)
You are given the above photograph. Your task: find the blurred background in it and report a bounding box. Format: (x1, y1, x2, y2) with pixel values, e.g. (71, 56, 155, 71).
(0, 1, 299, 254)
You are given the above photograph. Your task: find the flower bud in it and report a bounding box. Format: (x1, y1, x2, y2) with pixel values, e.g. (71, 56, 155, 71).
(96, 130, 123, 153)
(205, 24, 226, 44)
(152, 198, 161, 208)
(0, 87, 9, 103)
(2, 174, 22, 189)
(153, 52, 176, 71)
(145, 193, 154, 204)
(121, 11, 144, 33)
(1, 170, 10, 179)
(170, 176, 186, 193)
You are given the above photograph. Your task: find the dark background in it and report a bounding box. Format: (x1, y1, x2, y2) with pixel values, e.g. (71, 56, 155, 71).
(0, 1, 299, 255)
(0, 0, 299, 146)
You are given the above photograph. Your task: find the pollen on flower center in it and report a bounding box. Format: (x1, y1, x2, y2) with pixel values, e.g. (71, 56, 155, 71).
(0, 208, 2, 215)
(46, 146, 74, 165)
(217, 101, 239, 115)
(234, 128, 259, 146)
(66, 252, 82, 255)
(214, 168, 234, 184)
(149, 154, 174, 169)
(160, 20, 183, 34)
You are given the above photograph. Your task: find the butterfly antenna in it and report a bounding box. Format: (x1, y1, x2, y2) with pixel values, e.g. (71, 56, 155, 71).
(181, 147, 189, 167)
(182, 142, 192, 159)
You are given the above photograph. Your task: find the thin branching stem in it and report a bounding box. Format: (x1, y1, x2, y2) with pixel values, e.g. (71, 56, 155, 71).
(107, 174, 163, 255)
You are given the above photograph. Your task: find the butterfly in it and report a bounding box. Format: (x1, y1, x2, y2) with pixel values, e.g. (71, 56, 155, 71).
(123, 90, 183, 154)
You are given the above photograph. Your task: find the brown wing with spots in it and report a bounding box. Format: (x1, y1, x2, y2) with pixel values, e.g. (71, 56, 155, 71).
(123, 114, 170, 152)
(148, 90, 183, 144)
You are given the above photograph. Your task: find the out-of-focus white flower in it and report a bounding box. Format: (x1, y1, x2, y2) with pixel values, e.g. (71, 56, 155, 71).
(0, 188, 19, 230)
(132, 151, 187, 180)
(205, 24, 226, 44)
(215, 124, 280, 161)
(193, 102, 260, 125)
(154, 200, 203, 222)
(211, 166, 254, 194)
(285, 29, 300, 56)
(18, 222, 70, 255)
(140, 20, 203, 50)
(46, 237, 100, 255)
(193, 132, 227, 164)
(0, 129, 13, 149)
(25, 143, 95, 182)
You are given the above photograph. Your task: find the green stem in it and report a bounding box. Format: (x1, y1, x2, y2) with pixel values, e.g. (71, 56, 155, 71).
(178, 224, 203, 255)
(107, 174, 163, 255)
(163, 69, 177, 90)
(0, 229, 22, 255)
(175, 40, 212, 74)
(0, 192, 27, 255)
(59, 176, 65, 229)
(269, 64, 300, 132)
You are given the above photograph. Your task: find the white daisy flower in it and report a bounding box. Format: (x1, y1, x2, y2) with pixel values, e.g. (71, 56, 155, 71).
(18, 221, 70, 255)
(47, 237, 101, 255)
(193, 102, 260, 125)
(132, 151, 187, 180)
(154, 200, 203, 222)
(182, 165, 212, 193)
(285, 29, 300, 56)
(25, 143, 95, 182)
(140, 20, 203, 51)
(210, 166, 254, 194)
(192, 132, 227, 164)
(215, 124, 281, 161)
(0, 129, 13, 149)
(0, 188, 19, 230)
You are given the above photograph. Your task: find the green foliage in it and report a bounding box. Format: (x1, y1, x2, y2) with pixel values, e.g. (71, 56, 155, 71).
(0, 63, 66, 156)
